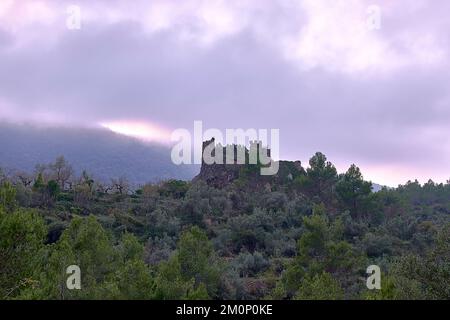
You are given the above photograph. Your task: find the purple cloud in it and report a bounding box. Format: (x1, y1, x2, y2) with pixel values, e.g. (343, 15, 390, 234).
(0, 0, 449, 185)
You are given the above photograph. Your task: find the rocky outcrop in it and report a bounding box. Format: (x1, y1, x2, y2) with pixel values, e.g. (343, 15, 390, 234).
(192, 138, 305, 189)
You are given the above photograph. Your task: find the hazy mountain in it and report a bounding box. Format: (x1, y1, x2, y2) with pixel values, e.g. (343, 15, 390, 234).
(0, 123, 198, 185)
(371, 183, 384, 192)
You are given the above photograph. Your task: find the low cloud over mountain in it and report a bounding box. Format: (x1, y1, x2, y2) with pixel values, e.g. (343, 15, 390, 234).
(0, 123, 198, 185)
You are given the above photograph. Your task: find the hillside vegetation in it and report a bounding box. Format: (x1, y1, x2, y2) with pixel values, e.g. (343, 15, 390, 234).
(0, 153, 449, 300)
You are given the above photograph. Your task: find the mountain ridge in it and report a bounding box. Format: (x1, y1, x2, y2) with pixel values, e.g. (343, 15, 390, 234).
(0, 122, 198, 185)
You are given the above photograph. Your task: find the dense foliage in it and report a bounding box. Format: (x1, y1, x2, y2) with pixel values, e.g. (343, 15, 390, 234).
(0, 154, 449, 300)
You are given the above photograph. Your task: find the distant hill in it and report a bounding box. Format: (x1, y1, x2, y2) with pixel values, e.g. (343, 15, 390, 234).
(371, 183, 384, 192)
(0, 123, 198, 185)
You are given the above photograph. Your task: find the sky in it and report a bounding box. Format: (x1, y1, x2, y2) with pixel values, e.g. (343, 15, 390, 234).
(0, 0, 449, 186)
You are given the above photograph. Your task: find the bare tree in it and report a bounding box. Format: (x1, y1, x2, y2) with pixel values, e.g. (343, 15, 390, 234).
(49, 156, 74, 190)
(14, 170, 34, 188)
(73, 170, 96, 206)
(111, 176, 129, 195)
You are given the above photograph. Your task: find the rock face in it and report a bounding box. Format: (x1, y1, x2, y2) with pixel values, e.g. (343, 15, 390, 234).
(192, 138, 247, 188)
(193, 138, 305, 189)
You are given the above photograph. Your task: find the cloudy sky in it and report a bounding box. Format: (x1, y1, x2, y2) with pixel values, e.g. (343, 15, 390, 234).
(0, 0, 449, 185)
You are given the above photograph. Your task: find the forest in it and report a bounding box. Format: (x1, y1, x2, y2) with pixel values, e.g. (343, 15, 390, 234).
(0, 153, 449, 300)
